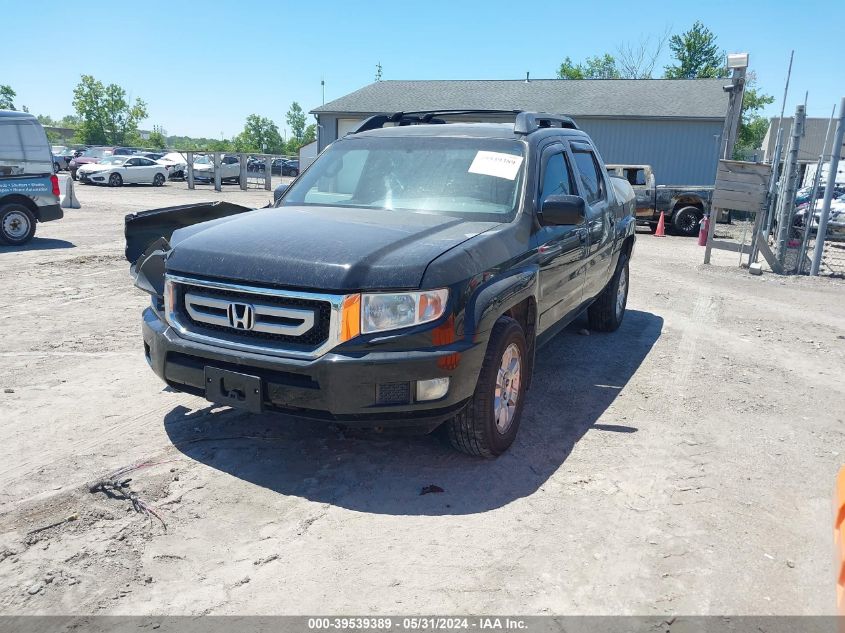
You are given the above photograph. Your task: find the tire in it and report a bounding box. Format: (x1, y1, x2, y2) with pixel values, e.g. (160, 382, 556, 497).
(109, 173, 123, 187)
(444, 317, 528, 458)
(290, 169, 299, 177)
(153, 173, 165, 187)
(648, 222, 658, 234)
(673, 206, 701, 237)
(0, 204, 37, 246)
(587, 252, 629, 332)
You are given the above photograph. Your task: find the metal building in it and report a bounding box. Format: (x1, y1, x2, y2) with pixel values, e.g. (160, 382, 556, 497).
(311, 79, 731, 186)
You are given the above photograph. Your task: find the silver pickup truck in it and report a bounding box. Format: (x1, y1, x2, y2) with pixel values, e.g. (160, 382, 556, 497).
(606, 164, 729, 236)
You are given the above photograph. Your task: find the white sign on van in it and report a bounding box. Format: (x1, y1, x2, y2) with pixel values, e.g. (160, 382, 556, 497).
(468, 151, 523, 181)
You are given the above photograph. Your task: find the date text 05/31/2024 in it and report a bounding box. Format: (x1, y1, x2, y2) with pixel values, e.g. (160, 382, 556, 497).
(307, 618, 528, 630)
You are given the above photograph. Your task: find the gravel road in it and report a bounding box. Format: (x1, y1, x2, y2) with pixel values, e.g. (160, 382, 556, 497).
(0, 180, 843, 615)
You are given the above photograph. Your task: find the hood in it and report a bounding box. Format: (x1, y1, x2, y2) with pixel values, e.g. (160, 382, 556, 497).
(166, 206, 500, 291)
(79, 163, 113, 173)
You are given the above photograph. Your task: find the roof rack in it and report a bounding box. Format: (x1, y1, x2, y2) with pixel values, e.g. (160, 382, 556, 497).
(513, 112, 578, 133)
(352, 110, 578, 135)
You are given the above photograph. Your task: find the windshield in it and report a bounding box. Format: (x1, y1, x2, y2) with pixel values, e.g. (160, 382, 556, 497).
(281, 136, 525, 221)
(99, 156, 126, 165)
(83, 148, 113, 159)
(193, 155, 212, 165)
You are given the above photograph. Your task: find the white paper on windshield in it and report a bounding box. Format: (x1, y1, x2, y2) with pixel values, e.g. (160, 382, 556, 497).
(468, 151, 523, 180)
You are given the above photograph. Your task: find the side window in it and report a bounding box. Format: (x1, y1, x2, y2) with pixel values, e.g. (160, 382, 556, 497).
(126, 158, 140, 166)
(623, 168, 646, 186)
(571, 148, 605, 204)
(539, 152, 573, 205)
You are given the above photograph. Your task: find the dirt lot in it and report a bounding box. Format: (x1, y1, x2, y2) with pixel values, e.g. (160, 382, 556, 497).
(0, 180, 843, 615)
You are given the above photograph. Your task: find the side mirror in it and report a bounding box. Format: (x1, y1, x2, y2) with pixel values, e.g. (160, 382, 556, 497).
(540, 195, 585, 226)
(273, 183, 288, 204)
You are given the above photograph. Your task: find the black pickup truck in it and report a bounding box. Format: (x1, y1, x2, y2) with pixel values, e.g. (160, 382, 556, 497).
(126, 111, 636, 457)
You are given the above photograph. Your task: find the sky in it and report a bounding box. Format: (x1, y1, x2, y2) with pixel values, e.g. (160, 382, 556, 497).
(3, 0, 842, 139)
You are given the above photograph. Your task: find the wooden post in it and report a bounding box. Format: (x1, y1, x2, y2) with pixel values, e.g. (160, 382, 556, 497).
(239, 153, 247, 191)
(264, 155, 272, 191)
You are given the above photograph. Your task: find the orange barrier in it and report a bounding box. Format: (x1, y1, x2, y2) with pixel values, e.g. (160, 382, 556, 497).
(836, 466, 845, 614)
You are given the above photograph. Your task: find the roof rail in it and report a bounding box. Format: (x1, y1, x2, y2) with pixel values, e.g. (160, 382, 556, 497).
(513, 112, 578, 134)
(353, 110, 521, 134)
(351, 110, 578, 135)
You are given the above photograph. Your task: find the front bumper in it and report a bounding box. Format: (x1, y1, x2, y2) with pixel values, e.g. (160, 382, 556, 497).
(142, 308, 486, 429)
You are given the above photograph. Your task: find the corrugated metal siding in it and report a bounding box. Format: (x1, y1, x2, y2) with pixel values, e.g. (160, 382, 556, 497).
(578, 118, 722, 185)
(317, 114, 722, 186)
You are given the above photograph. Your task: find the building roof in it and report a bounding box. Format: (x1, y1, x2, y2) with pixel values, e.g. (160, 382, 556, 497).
(761, 117, 845, 163)
(312, 79, 730, 120)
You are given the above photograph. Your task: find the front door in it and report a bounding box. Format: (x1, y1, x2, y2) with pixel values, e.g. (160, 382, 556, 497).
(533, 145, 588, 335)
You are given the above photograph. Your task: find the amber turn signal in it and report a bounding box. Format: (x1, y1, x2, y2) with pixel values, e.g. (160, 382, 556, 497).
(339, 294, 361, 343)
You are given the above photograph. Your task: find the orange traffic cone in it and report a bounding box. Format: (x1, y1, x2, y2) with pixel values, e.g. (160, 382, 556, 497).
(654, 211, 666, 237)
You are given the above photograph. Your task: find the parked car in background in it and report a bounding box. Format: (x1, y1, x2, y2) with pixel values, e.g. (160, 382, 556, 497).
(605, 163, 728, 236)
(193, 154, 240, 183)
(282, 159, 299, 176)
(68, 147, 115, 180)
(794, 184, 845, 207)
(139, 151, 187, 180)
(0, 111, 64, 245)
(78, 155, 168, 187)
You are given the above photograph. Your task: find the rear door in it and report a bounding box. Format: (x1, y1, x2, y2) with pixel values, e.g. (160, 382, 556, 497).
(532, 142, 588, 334)
(570, 142, 615, 301)
(136, 157, 159, 182)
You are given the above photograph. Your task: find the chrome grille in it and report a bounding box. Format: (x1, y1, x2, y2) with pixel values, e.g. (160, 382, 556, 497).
(164, 275, 343, 359)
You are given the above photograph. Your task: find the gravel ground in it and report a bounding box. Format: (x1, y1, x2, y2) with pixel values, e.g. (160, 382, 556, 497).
(0, 180, 843, 615)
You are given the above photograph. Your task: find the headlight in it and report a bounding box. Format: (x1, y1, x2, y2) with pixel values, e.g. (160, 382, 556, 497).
(361, 289, 448, 335)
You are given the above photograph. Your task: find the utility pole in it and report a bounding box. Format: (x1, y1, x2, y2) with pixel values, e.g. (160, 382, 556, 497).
(775, 104, 805, 265)
(810, 96, 845, 276)
(704, 54, 748, 263)
(321, 78, 325, 106)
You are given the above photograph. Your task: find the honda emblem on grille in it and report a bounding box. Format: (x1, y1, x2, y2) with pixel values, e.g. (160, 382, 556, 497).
(227, 302, 255, 330)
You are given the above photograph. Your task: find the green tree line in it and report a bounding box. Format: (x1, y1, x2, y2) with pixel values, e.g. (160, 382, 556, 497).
(556, 21, 774, 158)
(4, 76, 315, 155)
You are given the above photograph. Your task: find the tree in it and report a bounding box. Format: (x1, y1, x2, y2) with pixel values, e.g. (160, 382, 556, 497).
(286, 102, 306, 141)
(1, 86, 16, 110)
(663, 21, 728, 79)
(615, 29, 670, 79)
(734, 73, 775, 158)
(557, 54, 619, 80)
(147, 125, 167, 150)
(375, 62, 383, 82)
(234, 114, 284, 153)
(72, 75, 148, 145)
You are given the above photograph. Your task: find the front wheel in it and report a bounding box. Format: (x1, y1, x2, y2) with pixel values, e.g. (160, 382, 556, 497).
(109, 173, 123, 187)
(444, 316, 528, 457)
(153, 173, 165, 187)
(0, 204, 37, 246)
(588, 253, 629, 332)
